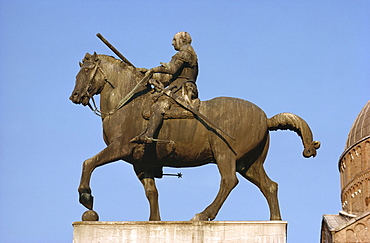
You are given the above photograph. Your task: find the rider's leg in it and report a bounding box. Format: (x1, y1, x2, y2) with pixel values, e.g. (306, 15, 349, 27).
(131, 98, 171, 143)
(184, 82, 200, 109)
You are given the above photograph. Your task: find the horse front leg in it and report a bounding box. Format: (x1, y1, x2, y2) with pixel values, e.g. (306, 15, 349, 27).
(78, 141, 127, 210)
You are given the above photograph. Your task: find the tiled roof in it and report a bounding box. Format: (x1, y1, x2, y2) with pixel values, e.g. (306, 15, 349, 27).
(322, 214, 349, 231)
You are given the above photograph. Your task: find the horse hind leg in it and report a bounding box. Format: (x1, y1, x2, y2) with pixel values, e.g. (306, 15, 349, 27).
(191, 149, 238, 221)
(242, 163, 281, 220)
(140, 177, 161, 221)
(237, 138, 282, 220)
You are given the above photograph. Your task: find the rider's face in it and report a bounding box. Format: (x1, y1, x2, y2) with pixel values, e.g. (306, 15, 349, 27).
(172, 36, 183, 51)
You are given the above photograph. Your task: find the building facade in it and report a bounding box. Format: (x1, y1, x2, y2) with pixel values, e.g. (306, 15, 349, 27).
(321, 100, 370, 242)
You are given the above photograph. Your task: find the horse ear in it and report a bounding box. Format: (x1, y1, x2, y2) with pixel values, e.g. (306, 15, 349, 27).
(93, 52, 98, 61)
(79, 62, 82, 67)
(84, 53, 90, 61)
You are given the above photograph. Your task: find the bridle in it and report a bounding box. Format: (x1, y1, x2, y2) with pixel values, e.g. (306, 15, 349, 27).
(80, 59, 112, 117)
(81, 58, 153, 118)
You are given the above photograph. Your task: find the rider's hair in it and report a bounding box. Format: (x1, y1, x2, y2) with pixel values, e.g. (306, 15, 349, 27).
(174, 31, 192, 45)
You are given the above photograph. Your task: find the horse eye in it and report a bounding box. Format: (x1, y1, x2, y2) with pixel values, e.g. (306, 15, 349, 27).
(84, 68, 89, 72)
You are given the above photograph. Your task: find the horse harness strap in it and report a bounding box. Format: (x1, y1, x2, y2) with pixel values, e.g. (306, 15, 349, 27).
(85, 63, 234, 143)
(86, 60, 111, 117)
(87, 64, 235, 141)
(113, 70, 154, 113)
(88, 67, 154, 118)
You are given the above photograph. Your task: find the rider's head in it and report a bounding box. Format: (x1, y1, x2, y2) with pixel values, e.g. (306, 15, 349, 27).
(172, 31, 192, 51)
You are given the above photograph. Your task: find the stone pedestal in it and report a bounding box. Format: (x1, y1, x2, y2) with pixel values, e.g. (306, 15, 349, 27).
(73, 221, 287, 243)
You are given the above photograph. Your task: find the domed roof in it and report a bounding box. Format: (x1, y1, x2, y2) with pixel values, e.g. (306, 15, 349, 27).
(346, 100, 370, 150)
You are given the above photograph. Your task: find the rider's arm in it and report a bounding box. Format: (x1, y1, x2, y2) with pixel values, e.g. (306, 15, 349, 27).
(152, 58, 184, 75)
(152, 49, 191, 75)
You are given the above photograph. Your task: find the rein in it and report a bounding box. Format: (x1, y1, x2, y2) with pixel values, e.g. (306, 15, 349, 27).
(83, 59, 110, 117)
(85, 60, 153, 118)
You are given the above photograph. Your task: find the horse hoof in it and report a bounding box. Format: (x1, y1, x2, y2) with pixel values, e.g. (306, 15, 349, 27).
(190, 213, 209, 221)
(82, 210, 99, 221)
(79, 193, 94, 210)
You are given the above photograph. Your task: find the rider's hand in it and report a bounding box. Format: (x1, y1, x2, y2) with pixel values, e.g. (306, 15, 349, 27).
(151, 67, 160, 73)
(137, 68, 148, 73)
(149, 79, 164, 91)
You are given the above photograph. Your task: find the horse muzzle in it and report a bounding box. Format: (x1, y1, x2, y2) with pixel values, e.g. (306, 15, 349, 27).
(70, 92, 90, 106)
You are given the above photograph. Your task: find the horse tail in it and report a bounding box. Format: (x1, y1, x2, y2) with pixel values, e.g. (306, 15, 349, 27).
(267, 113, 320, 158)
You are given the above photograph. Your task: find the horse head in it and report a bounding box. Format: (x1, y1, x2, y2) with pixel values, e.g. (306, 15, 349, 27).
(70, 52, 107, 106)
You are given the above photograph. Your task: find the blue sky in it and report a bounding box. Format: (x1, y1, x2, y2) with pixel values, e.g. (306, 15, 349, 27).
(0, 1, 369, 242)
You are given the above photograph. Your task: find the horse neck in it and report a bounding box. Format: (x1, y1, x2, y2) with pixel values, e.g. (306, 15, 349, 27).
(98, 55, 145, 114)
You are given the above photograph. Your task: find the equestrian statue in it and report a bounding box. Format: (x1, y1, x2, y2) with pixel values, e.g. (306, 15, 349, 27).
(70, 32, 320, 221)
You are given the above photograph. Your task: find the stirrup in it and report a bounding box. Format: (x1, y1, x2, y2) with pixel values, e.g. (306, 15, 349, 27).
(130, 135, 174, 144)
(130, 135, 153, 144)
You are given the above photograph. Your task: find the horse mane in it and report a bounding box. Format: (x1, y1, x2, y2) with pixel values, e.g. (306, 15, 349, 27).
(97, 54, 127, 67)
(95, 53, 147, 103)
(96, 54, 139, 81)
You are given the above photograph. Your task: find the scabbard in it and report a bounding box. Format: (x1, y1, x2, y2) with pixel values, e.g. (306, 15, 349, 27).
(163, 90, 235, 140)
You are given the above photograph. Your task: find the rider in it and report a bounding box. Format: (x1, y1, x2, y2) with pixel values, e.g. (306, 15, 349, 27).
(131, 31, 199, 143)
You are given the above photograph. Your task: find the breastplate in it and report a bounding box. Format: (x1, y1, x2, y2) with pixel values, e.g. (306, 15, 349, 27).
(178, 64, 198, 82)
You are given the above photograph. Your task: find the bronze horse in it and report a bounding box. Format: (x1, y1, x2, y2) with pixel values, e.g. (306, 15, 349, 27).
(70, 52, 320, 221)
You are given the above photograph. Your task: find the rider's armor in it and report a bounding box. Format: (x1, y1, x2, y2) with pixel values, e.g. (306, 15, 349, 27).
(154, 44, 199, 105)
(131, 43, 200, 144)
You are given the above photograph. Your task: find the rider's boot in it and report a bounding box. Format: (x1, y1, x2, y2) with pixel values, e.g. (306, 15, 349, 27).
(130, 112, 163, 144)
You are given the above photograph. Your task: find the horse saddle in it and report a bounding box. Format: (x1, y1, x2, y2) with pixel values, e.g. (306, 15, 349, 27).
(142, 106, 196, 120)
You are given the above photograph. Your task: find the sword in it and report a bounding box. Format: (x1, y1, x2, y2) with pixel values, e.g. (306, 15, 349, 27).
(162, 88, 235, 141)
(112, 70, 154, 113)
